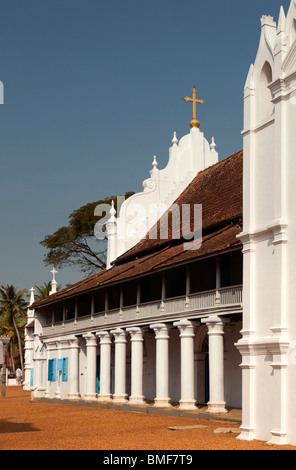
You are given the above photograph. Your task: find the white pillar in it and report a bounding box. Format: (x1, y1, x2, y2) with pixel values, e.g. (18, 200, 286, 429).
(174, 319, 197, 410)
(68, 336, 80, 400)
(23, 329, 34, 391)
(127, 327, 145, 405)
(83, 333, 97, 401)
(96, 330, 112, 402)
(201, 315, 229, 413)
(111, 328, 128, 403)
(150, 323, 171, 408)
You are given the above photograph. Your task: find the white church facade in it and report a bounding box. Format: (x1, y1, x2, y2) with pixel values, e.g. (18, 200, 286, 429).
(24, 1, 296, 446)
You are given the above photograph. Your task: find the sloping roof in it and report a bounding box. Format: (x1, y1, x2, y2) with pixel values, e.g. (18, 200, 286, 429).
(116, 149, 243, 264)
(32, 150, 243, 309)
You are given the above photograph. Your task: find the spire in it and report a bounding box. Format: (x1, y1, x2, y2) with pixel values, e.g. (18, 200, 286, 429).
(277, 5, 286, 35)
(29, 287, 35, 306)
(49, 266, 57, 295)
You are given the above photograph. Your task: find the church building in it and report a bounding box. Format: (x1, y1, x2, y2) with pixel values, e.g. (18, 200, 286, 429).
(24, 0, 296, 446)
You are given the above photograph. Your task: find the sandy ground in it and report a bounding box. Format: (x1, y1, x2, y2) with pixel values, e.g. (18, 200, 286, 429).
(0, 387, 294, 451)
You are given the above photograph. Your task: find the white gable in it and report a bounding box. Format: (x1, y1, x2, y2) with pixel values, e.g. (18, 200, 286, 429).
(106, 126, 218, 268)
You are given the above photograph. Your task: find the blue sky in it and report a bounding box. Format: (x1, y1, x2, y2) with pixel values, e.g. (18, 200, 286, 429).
(0, 0, 290, 292)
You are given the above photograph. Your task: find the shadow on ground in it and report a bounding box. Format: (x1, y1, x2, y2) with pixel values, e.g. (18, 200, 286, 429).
(0, 420, 39, 434)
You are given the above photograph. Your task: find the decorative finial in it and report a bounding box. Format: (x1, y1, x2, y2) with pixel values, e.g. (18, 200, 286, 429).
(152, 156, 158, 169)
(172, 132, 178, 146)
(184, 86, 205, 128)
(50, 266, 57, 295)
(210, 137, 217, 152)
(29, 287, 35, 306)
(109, 200, 116, 222)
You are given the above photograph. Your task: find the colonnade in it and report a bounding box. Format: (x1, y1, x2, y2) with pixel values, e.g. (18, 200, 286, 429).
(50, 315, 230, 413)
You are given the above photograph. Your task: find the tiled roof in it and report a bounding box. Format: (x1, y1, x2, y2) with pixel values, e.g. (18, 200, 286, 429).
(32, 150, 243, 309)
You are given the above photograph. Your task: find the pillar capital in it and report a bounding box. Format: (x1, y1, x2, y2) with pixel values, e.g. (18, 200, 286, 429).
(150, 323, 171, 339)
(201, 315, 229, 335)
(127, 326, 145, 342)
(96, 330, 112, 345)
(111, 328, 127, 343)
(173, 319, 199, 338)
(83, 332, 97, 347)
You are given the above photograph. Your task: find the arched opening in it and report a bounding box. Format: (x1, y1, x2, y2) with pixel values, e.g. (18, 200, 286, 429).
(258, 61, 273, 122)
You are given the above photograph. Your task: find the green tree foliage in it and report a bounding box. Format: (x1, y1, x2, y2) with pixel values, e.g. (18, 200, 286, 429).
(40, 193, 134, 274)
(0, 285, 28, 375)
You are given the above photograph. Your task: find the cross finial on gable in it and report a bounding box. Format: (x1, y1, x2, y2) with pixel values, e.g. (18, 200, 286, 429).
(184, 87, 205, 129)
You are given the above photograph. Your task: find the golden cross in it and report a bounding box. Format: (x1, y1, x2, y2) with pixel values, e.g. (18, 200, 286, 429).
(184, 87, 205, 128)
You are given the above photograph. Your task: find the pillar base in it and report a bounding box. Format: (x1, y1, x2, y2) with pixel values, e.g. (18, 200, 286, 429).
(129, 395, 146, 405)
(67, 393, 81, 401)
(84, 393, 97, 402)
(154, 398, 171, 408)
(267, 430, 288, 446)
(178, 399, 197, 411)
(113, 394, 128, 404)
(98, 394, 112, 403)
(206, 401, 228, 414)
(236, 426, 255, 441)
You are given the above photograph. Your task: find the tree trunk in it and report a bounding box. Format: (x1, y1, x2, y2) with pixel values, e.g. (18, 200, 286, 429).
(12, 317, 24, 377)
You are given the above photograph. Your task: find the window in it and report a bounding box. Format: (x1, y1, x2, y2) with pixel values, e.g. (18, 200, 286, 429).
(48, 359, 57, 382)
(48, 358, 68, 382)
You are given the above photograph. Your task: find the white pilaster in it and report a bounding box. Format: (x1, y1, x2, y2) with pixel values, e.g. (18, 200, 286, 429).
(83, 333, 97, 401)
(127, 327, 145, 405)
(150, 323, 171, 408)
(96, 330, 112, 402)
(174, 319, 197, 410)
(201, 315, 229, 413)
(111, 328, 128, 403)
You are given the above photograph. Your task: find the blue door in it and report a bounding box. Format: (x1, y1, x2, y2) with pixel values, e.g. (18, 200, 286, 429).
(96, 355, 100, 395)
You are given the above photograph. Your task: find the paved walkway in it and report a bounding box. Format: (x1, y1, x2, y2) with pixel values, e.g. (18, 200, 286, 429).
(36, 396, 242, 422)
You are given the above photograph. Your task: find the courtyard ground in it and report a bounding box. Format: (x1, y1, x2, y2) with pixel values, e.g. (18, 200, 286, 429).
(0, 387, 294, 451)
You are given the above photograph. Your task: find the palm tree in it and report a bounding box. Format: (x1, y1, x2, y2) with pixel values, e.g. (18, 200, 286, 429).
(0, 285, 28, 377)
(34, 281, 62, 300)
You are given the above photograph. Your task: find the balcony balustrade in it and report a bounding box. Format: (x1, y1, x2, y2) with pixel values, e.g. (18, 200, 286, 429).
(42, 285, 242, 337)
